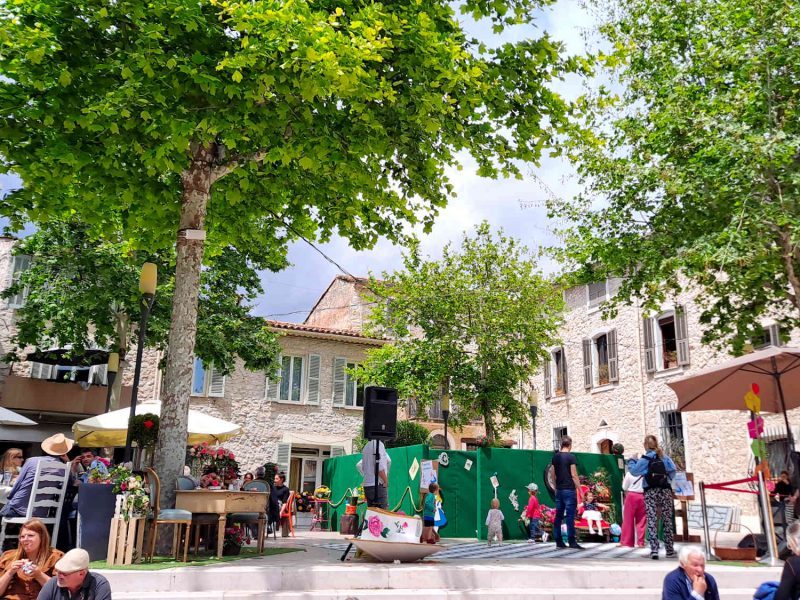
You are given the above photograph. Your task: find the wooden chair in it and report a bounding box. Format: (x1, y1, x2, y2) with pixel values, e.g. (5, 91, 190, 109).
(0, 459, 70, 549)
(175, 477, 220, 556)
(279, 491, 297, 538)
(227, 480, 268, 552)
(143, 467, 191, 562)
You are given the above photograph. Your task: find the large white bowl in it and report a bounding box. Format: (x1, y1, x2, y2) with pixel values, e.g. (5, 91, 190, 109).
(351, 538, 444, 562)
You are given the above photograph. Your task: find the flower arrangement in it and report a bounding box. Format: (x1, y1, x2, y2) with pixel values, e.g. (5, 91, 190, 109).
(87, 457, 112, 483)
(540, 505, 556, 530)
(314, 486, 331, 499)
(187, 442, 240, 482)
(223, 525, 251, 547)
(129, 413, 159, 450)
(476, 435, 494, 448)
(109, 466, 150, 520)
(201, 471, 222, 489)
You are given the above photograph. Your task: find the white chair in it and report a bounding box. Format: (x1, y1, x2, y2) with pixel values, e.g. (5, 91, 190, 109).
(0, 459, 71, 548)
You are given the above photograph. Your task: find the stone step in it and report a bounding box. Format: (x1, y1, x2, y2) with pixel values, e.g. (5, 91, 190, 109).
(115, 589, 761, 600)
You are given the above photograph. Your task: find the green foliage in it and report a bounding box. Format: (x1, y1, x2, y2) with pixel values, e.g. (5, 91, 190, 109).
(0, 0, 581, 254)
(353, 420, 432, 452)
(1, 221, 281, 375)
(553, 0, 800, 353)
(354, 222, 564, 438)
(129, 413, 160, 450)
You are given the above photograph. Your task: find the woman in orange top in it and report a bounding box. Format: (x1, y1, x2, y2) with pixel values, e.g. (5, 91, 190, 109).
(0, 518, 63, 600)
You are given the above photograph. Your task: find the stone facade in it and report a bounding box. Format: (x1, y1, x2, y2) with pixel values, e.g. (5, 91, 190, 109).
(304, 276, 373, 332)
(531, 278, 800, 516)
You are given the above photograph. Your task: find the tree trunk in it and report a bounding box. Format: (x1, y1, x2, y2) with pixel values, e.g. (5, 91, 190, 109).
(110, 311, 129, 411)
(152, 147, 213, 544)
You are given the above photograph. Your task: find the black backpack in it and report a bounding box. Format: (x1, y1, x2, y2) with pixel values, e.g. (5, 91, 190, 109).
(644, 455, 671, 489)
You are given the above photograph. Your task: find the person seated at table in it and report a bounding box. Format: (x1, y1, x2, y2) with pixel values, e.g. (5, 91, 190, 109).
(71, 449, 109, 484)
(0, 518, 62, 600)
(273, 472, 291, 537)
(243, 472, 254, 485)
(0, 449, 24, 486)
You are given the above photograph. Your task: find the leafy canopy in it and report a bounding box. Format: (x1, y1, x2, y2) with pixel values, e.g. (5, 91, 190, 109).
(355, 222, 564, 439)
(3, 221, 281, 374)
(353, 420, 432, 452)
(0, 0, 585, 253)
(553, 0, 800, 353)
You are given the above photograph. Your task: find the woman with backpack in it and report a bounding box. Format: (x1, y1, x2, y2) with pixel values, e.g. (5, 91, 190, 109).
(627, 435, 677, 560)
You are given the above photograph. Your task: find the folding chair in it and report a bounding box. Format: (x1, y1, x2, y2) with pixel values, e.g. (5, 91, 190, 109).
(280, 491, 297, 538)
(0, 459, 70, 549)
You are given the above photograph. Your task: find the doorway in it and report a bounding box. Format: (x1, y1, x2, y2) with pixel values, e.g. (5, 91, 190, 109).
(289, 447, 323, 494)
(598, 439, 613, 454)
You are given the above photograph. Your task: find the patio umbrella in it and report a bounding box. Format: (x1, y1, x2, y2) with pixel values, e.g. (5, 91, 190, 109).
(72, 401, 243, 447)
(667, 346, 800, 441)
(0, 407, 37, 426)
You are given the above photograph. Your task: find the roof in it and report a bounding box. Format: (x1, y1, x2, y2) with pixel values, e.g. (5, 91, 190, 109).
(303, 275, 374, 324)
(265, 319, 386, 344)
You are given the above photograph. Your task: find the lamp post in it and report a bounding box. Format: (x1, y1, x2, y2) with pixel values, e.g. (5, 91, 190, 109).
(441, 391, 450, 450)
(123, 263, 157, 464)
(528, 390, 538, 450)
(104, 352, 119, 413)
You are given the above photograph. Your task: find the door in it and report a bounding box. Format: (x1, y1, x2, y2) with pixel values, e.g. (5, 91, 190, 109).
(300, 458, 321, 495)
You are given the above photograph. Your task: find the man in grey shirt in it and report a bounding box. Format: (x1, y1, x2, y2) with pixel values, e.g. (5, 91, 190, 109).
(359, 440, 391, 509)
(36, 548, 112, 600)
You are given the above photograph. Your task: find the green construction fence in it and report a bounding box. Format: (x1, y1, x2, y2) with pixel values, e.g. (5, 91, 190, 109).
(322, 445, 624, 541)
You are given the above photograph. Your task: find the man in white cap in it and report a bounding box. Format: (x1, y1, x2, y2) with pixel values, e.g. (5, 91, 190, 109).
(1, 434, 75, 518)
(36, 548, 111, 600)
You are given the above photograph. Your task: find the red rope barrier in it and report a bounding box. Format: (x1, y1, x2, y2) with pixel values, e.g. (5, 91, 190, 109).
(703, 476, 760, 495)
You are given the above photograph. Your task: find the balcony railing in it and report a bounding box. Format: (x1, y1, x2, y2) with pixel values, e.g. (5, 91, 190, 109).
(1, 374, 132, 416)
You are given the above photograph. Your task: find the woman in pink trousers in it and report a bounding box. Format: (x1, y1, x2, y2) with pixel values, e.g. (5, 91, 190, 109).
(619, 462, 646, 547)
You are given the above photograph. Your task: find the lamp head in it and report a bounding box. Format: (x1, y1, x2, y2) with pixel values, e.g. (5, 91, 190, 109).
(139, 263, 157, 296)
(441, 392, 450, 413)
(107, 352, 119, 373)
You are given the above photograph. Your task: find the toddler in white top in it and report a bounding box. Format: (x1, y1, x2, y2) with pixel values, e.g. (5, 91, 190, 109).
(485, 498, 505, 546)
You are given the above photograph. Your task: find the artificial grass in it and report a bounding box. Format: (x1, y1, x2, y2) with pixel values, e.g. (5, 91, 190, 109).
(90, 547, 302, 570)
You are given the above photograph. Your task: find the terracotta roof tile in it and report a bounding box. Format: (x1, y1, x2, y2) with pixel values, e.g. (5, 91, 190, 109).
(265, 319, 384, 342)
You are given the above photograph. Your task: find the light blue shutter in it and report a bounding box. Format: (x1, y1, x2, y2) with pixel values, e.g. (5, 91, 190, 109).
(275, 443, 291, 480)
(332, 357, 346, 406)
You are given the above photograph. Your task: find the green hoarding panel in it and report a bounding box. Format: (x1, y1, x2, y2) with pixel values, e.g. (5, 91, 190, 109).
(434, 449, 478, 539)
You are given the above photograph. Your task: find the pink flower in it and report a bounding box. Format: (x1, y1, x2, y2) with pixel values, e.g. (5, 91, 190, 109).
(228, 451, 235, 459)
(189, 448, 196, 456)
(217, 448, 225, 457)
(202, 441, 209, 446)
(402, 522, 408, 528)
(120, 483, 128, 491)
(367, 516, 382, 537)
(143, 419, 154, 429)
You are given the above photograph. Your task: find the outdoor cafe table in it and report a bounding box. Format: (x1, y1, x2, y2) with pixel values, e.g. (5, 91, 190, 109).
(175, 489, 269, 558)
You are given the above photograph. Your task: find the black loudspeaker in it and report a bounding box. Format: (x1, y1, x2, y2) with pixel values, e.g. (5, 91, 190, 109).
(363, 386, 398, 440)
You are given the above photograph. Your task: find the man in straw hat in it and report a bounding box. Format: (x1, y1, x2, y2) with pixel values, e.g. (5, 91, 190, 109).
(36, 548, 111, 600)
(1, 434, 75, 518)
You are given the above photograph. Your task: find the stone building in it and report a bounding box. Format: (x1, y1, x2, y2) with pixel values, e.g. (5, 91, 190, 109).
(531, 277, 799, 515)
(304, 275, 488, 450)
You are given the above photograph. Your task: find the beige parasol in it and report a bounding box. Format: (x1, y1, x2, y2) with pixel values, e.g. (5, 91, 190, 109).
(72, 401, 243, 447)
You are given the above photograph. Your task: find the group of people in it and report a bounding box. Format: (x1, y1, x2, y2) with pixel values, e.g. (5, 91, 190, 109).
(0, 517, 110, 600)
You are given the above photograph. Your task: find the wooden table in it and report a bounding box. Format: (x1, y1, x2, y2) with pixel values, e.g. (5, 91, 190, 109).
(175, 490, 269, 558)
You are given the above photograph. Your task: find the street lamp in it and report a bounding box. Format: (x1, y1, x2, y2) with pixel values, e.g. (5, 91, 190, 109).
(528, 390, 539, 450)
(104, 352, 119, 413)
(441, 391, 450, 450)
(124, 263, 157, 463)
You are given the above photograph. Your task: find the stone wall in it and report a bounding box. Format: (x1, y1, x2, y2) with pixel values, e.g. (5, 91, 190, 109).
(532, 278, 800, 516)
(0, 237, 19, 390)
(303, 276, 372, 332)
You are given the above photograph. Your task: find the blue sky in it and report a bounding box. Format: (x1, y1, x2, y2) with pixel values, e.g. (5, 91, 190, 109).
(0, 0, 593, 324)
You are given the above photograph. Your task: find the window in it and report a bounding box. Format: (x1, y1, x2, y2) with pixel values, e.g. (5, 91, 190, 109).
(30, 362, 54, 380)
(643, 307, 689, 373)
(660, 410, 686, 470)
(344, 362, 365, 408)
(582, 330, 618, 389)
(587, 280, 608, 308)
(7, 254, 31, 308)
(191, 357, 226, 397)
(754, 324, 781, 350)
(553, 426, 568, 451)
(266, 354, 320, 404)
(544, 347, 568, 399)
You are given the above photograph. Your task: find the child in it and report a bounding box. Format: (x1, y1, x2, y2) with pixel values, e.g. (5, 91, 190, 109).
(485, 498, 504, 546)
(524, 482, 545, 543)
(422, 482, 439, 544)
(580, 490, 608, 535)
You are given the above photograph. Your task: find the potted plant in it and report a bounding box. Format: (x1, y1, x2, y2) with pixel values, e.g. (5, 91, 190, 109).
(222, 526, 250, 556)
(129, 413, 159, 467)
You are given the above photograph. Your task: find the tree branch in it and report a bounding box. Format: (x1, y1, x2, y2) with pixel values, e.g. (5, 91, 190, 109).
(210, 149, 269, 184)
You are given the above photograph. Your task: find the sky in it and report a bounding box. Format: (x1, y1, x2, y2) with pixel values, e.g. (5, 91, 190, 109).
(0, 0, 596, 324)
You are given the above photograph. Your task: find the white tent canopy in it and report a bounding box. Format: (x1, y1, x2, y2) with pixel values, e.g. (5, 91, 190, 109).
(0, 407, 37, 426)
(72, 401, 243, 447)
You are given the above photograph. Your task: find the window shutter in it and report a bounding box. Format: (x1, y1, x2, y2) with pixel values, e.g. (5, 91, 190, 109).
(275, 443, 291, 479)
(91, 364, 108, 386)
(608, 329, 619, 383)
(582, 339, 592, 389)
(559, 346, 568, 394)
(332, 357, 346, 406)
(643, 317, 656, 373)
(770, 324, 781, 347)
(306, 354, 321, 404)
(544, 359, 552, 400)
(30, 362, 42, 379)
(208, 364, 226, 397)
(265, 357, 281, 400)
(675, 306, 690, 366)
(330, 446, 345, 458)
(8, 255, 31, 308)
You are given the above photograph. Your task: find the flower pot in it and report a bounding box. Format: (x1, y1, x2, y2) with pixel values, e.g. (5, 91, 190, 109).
(222, 543, 241, 556)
